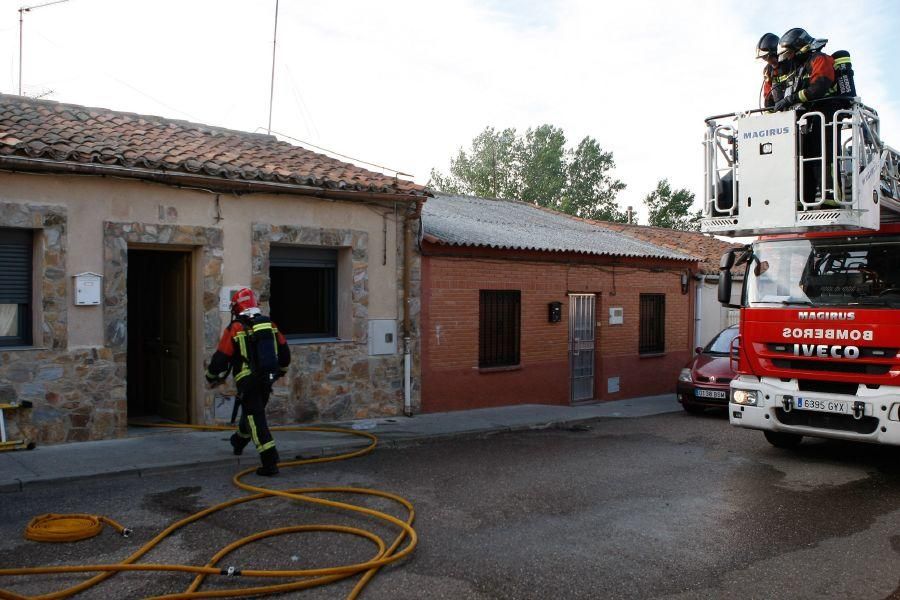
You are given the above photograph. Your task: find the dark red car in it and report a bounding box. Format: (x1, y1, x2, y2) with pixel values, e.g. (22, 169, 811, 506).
(677, 325, 739, 414)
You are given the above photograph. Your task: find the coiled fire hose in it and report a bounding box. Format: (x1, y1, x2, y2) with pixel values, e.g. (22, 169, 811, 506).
(0, 424, 417, 600)
(24, 514, 131, 543)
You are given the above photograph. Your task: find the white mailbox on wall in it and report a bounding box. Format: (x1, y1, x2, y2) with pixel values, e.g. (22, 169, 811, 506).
(73, 272, 102, 306)
(368, 319, 397, 355)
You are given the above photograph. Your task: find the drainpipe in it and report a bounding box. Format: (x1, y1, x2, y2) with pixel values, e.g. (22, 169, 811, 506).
(694, 274, 707, 349)
(402, 200, 424, 417)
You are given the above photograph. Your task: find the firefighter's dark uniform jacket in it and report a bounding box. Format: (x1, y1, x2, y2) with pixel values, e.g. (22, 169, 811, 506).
(781, 51, 838, 106)
(206, 315, 290, 460)
(762, 64, 790, 108)
(206, 316, 290, 389)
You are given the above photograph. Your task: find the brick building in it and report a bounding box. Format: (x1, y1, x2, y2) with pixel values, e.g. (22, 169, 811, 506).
(598, 222, 742, 346)
(419, 194, 700, 412)
(0, 94, 426, 445)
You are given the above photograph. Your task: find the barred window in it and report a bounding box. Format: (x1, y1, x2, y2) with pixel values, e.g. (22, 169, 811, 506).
(479, 290, 520, 368)
(0, 228, 33, 347)
(639, 294, 665, 354)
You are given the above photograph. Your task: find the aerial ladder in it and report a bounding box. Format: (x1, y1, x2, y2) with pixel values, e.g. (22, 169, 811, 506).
(701, 100, 900, 236)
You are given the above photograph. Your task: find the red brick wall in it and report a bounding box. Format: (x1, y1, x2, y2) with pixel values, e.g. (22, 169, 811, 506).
(421, 245, 696, 412)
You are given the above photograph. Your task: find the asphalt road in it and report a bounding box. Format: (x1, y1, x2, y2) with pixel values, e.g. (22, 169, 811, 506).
(2, 411, 900, 599)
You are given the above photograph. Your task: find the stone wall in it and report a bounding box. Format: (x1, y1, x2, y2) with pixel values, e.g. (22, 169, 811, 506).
(0, 198, 423, 444)
(103, 221, 224, 423)
(250, 223, 409, 423)
(0, 202, 124, 443)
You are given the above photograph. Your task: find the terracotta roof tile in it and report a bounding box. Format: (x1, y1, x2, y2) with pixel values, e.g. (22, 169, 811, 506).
(0, 93, 426, 197)
(594, 222, 741, 274)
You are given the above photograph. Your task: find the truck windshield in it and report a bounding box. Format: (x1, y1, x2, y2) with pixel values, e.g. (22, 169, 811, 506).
(747, 236, 900, 307)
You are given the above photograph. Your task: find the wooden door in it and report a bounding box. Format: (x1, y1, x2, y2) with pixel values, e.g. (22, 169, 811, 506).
(127, 250, 190, 422)
(158, 252, 190, 422)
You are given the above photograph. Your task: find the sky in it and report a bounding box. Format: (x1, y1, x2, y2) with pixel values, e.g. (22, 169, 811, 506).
(1, 0, 898, 223)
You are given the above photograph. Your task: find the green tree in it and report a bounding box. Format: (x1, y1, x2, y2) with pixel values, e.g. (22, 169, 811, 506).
(428, 127, 520, 200)
(429, 125, 626, 222)
(643, 179, 702, 231)
(563, 137, 628, 221)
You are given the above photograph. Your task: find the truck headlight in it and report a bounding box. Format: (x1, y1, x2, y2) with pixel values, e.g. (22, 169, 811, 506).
(732, 389, 759, 406)
(678, 368, 693, 383)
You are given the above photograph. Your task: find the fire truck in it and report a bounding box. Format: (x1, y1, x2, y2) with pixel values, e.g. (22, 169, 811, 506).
(701, 96, 900, 448)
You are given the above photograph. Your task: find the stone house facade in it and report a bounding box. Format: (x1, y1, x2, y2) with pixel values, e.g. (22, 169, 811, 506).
(0, 94, 426, 444)
(419, 194, 699, 412)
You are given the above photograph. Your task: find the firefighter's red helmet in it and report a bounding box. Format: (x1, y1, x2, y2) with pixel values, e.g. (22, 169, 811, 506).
(230, 288, 258, 315)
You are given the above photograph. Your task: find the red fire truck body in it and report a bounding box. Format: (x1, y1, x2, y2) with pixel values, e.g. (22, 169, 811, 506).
(732, 225, 900, 446)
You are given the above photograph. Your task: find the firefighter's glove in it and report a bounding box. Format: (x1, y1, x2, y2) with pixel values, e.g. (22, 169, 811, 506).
(772, 94, 794, 112)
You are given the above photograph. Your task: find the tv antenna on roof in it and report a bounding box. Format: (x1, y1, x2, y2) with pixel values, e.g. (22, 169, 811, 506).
(18, 0, 70, 96)
(267, 0, 279, 135)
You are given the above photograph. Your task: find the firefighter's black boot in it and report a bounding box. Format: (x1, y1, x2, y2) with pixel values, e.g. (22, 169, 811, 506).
(256, 448, 280, 477)
(230, 433, 250, 456)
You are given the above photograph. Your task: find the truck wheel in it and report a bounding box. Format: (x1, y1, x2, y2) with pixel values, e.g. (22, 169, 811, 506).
(764, 431, 803, 448)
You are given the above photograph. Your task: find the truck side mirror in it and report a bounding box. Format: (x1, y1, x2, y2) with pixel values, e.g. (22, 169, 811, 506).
(720, 249, 736, 270)
(718, 269, 733, 304)
(718, 248, 737, 305)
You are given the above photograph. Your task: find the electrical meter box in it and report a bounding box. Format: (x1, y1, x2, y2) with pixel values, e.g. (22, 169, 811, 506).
(608, 307, 624, 325)
(73, 272, 102, 306)
(368, 320, 397, 355)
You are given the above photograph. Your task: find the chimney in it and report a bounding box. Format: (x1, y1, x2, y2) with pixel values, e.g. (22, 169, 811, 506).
(626, 206, 634, 224)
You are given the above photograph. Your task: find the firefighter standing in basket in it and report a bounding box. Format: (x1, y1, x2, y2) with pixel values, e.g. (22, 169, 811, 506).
(758, 32, 788, 109)
(206, 288, 291, 476)
(771, 27, 856, 207)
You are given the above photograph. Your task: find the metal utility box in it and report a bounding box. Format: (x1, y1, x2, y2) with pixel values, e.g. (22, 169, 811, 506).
(548, 301, 562, 323)
(368, 319, 397, 355)
(73, 272, 102, 305)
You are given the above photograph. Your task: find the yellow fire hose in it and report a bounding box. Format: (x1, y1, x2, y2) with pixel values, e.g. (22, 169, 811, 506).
(0, 423, 417, 600)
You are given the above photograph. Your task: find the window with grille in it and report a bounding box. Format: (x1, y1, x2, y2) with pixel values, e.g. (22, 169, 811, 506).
(269, 246, 338, 340)
(639, 294, 665, 354)
(0, 228, 33, 347)
(479, 290, 520, 368)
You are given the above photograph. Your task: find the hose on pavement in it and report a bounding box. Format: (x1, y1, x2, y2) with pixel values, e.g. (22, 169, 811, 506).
(0, 423, 417, 600)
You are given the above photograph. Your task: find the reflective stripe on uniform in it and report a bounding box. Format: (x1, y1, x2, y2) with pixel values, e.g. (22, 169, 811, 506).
(833, 56, 851, 66)
(232, 331, 252, 382)
(798, 89, 808, 102)
(247, 414, 261, 448)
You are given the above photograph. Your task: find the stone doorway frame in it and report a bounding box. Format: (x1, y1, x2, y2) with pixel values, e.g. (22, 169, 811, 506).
(103, 222, 223, 424)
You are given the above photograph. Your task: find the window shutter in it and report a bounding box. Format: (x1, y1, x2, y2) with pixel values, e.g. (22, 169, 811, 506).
(270, 246, 337, 268)
(0, 229, 32, 304)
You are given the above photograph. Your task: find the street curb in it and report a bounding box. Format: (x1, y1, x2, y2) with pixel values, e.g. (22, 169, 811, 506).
(0, 410, 672, 491)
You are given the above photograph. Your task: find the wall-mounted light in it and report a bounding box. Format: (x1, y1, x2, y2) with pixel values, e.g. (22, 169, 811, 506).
(681, 271, 690, 295)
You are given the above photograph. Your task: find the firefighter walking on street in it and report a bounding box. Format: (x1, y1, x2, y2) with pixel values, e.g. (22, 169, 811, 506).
(206, 288, 291, 476)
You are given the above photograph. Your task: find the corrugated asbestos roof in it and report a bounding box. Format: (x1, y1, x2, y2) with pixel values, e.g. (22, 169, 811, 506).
(0, 93, 427, 196)
(422, 194, 696, 262)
